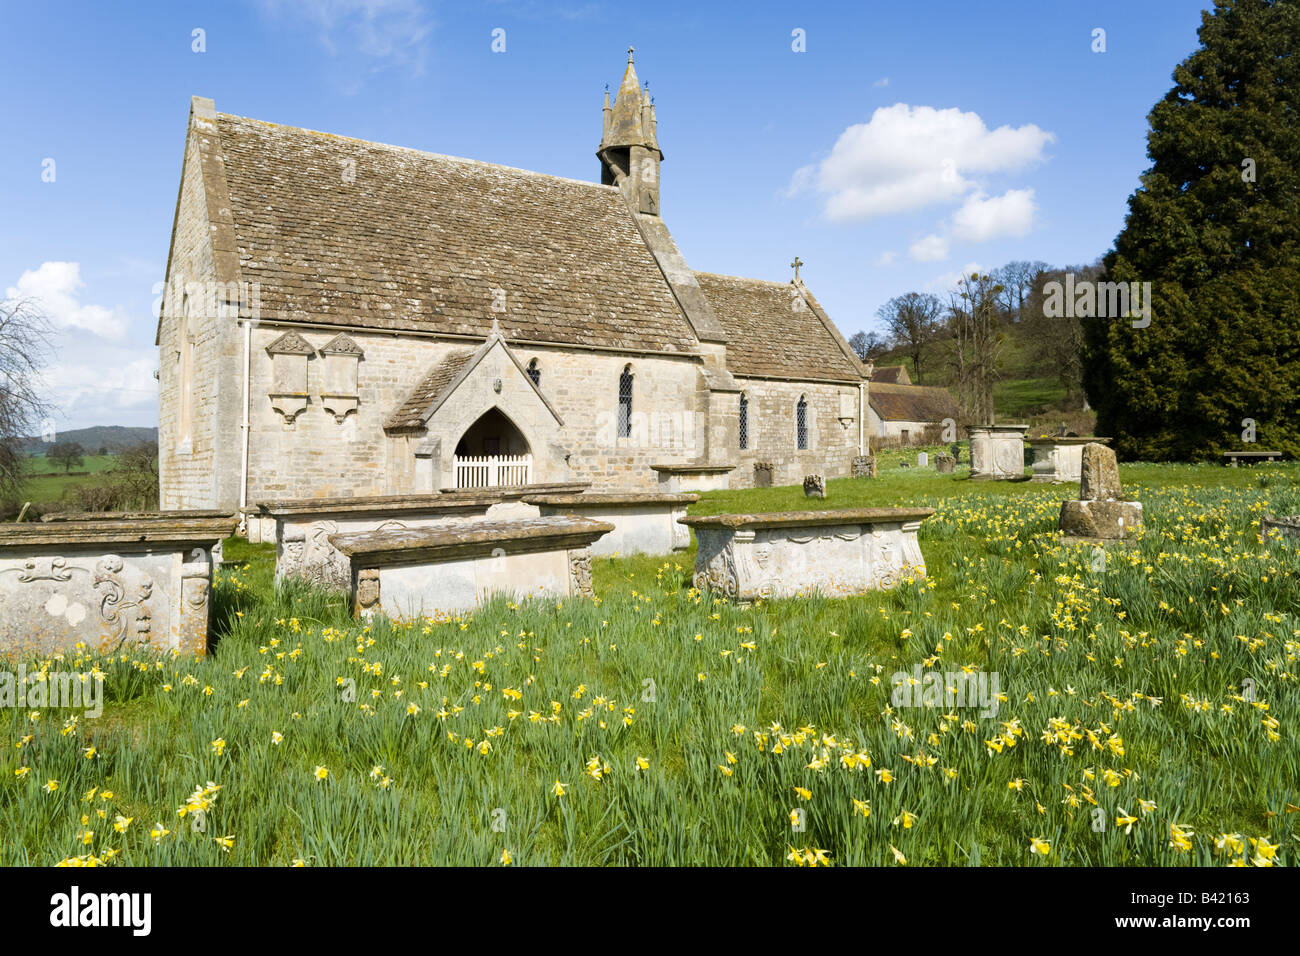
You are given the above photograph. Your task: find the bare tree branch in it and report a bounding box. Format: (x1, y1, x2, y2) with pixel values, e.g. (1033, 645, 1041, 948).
(0, 297, 55, 501)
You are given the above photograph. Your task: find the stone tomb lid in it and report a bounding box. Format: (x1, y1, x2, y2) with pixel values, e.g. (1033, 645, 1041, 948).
(328, 515, 614, 565)
(0, 514, 238, 550)
(650, 462, 736, 474)
(522, 492, 700, 506)
(256, 493, 496, 517)
(42, 509, 234, 522)
(1026, 436, 1112, 445)
(680, 507, 935, 530)
(435, 482, 592, 498)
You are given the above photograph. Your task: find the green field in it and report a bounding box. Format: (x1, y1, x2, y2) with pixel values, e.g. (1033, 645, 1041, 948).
(11, 454, 119, 507)
(2, 461, 1298, 866)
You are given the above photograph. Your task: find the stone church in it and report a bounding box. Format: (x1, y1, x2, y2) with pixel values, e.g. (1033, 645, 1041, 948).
(156, 50, 871, 514)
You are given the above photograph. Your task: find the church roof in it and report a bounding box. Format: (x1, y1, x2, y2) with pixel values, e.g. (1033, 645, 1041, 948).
(693, 273, 865, 383)
(868, 382, 961, 423)
(870, 364, 911, 385)
(209, 112, 699, 353)
(385, 350, 476, 430)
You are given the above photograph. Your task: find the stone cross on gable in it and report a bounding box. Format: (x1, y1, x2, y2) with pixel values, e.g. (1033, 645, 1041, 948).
(791, 256, 803, 280)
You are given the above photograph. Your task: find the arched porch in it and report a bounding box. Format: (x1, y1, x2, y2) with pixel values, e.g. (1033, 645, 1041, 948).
(452, 407, 533, 488)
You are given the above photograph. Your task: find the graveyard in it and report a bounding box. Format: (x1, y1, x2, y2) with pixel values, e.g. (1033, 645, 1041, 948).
(1, 453, 1297, 867)
(3, 0, 1298, 885)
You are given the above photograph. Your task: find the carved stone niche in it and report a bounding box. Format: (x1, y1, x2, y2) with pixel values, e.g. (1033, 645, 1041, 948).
(266, 331, 315, 424)
(318, 333, 363, 423)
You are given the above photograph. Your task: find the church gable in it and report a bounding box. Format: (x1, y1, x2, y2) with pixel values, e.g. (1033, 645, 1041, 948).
(387, 327, 562, 434)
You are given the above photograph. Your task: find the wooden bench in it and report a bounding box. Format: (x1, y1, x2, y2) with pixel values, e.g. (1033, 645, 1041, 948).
(521, 492, 698, 556)
(0, 514, 237, 655)
(678, 507, 934, 601)
(1223, 450, 1284, 466)
(328, 515, 613, 619)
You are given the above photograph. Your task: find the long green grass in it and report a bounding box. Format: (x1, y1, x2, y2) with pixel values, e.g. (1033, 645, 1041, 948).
(2, 463, 1298, 866)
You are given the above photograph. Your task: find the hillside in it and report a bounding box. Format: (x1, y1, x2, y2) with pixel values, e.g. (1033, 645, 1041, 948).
(865, 319, 1094, 432)
(16, 425, 157, 456)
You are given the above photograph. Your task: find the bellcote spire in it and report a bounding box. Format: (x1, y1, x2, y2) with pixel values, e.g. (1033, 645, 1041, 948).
(598, 47, 663, 214)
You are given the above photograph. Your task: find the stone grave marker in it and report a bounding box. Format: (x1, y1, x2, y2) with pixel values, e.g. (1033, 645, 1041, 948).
(1058, 443, 1143, 544)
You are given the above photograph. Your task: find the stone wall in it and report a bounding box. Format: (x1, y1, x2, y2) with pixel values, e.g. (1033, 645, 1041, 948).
(240, 330, 706, 503)
(866, 410, 937, 445)
(169, 323, 867, 507)
(159, 126, 223, 511)
(731, 378, 863, 488)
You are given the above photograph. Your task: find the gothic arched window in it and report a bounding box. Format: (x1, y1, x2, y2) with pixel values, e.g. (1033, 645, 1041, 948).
(617, 365, 634, 438)
(796, 395, 808, 450)
(738, 392, 749, 450)
(527, 358, 541, 387)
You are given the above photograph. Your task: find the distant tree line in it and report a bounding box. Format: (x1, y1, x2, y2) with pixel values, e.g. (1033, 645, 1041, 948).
(849, 260, 1090, 424)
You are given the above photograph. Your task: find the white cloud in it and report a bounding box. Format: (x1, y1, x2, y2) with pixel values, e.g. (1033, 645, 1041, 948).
(873, 250, 898, 267)
(873, 77, 890, 88)
(5, 262, 157, 430)
(5, 262, 128, 340)
(790, 103, 1053, 223)
(950, 189, 1037, 242)
(924, 262, 984, 295)
(908, 235, 950, 262)
(257, 0, 433, 76)
(38, 357, 157, 428)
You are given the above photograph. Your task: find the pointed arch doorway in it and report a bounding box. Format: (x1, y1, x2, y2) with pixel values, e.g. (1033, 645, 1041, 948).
(453, 407, 533, 488)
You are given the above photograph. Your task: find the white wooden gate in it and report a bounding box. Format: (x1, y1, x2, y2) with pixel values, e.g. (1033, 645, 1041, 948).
(454, 454, 532, 488)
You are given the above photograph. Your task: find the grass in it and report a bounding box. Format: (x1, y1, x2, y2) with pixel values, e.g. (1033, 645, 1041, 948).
(11, 454, 119, 507)
(2, 461, 1298, 866)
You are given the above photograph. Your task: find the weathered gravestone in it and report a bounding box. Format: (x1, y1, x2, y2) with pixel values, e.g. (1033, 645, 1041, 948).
(935, 453, 956, 474)
(1058, 443, 1143, 543)
(917, 452, 929, 468)
(753, 462, 774, 488)
(522, 492, 697, 556)
(328, 515, 613, 619)
(0, 514, 237, 655)
(968, 425, 1029, 480)
(852, 455, 876, 479)
(803, 475, 826, 499)
(680, 507, 934, 601)
(258, 493, 496, 591)
(1260, 515, 1300, 543)
(1028, 436, 1112, 483)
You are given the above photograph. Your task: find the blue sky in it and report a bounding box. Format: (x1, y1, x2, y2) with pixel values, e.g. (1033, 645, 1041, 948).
(0, 0, 1213, 431)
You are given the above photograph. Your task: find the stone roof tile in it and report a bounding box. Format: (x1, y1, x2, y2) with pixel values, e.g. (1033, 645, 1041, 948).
(385, 350, 475, 430)
(868, 383, 961, 423)
(693, 272, 862, 383)
(213, 113, 699, 354)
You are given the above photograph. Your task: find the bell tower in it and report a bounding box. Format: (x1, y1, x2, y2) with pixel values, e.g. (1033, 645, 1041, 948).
(598, 47, 662, 215)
